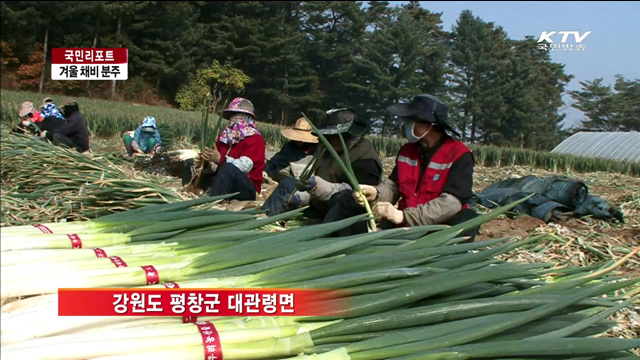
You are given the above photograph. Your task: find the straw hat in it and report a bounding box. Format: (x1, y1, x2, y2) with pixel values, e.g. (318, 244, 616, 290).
(18, 102, 35, 117)
(281, 118, 318, 143)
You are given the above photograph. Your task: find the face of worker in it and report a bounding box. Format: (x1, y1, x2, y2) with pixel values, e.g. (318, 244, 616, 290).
(21, 111, 34, 126)
(412, 122, 432, 139)
(292, 140, 307, 148)
(325, 135, 344, 153)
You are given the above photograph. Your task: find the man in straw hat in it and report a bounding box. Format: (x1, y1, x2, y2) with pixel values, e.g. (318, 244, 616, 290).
(263, 117, 319, 183)
(262, 108, 382, 224)
(351, 94, 480, 241)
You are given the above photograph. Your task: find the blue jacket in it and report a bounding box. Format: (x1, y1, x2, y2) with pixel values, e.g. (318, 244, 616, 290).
(133, 126, 162, 153)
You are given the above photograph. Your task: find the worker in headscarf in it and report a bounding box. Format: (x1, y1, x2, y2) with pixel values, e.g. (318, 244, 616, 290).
(185, 97, 266, 201)
(123, 116, 163, 156)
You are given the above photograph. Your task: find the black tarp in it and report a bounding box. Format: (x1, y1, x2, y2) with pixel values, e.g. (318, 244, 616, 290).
(471, 175, 624, 223)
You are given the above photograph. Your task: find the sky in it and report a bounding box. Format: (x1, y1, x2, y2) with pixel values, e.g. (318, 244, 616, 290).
(393, 1, 640, 129)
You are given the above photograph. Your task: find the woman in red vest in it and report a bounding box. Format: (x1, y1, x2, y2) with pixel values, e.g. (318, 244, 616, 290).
(196, 97, 266, 201)
(354, 94, 481, 242)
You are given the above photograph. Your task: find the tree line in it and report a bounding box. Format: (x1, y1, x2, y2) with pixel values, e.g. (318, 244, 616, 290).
(1, 1, 638, 150)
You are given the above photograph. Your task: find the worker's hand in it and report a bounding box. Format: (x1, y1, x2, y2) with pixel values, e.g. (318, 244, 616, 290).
(373, 202, 404, 225)
(287, 192, 303, 208)
(354, 184, 378, 206)
(201, 147, 221, 164)
(39, 130, 47, 138)
(295, 176, 316, 192)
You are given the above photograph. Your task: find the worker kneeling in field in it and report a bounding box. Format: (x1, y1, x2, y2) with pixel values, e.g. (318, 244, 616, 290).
(263, 117, 319, 183)
(11, 101, 65, 136)
(352, 94, 481, 241)
(262, 108, 383, 224)
(123, 116, 163, 157)
(41, 99, 90, 153)
(185, 97, 266, 201)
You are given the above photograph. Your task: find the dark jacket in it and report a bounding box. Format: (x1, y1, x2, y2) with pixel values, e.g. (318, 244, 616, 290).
(264, 142, 318, 180)
(46, 111, 90, 152)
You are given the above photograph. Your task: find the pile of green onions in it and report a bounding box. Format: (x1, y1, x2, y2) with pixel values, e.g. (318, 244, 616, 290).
(1, 195, 638, 359)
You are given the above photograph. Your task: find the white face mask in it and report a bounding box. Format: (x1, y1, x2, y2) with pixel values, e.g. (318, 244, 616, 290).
(403, 120, 430, 143)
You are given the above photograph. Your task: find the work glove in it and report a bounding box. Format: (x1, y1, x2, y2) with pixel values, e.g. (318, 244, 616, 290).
(287, 190, 310, 209)
(354, 184, 378, 206)
(295, 176, 317, 192)
(373, 202, 404, 225)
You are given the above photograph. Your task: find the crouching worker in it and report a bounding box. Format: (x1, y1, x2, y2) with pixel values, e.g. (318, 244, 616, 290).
(353, 95, 481, 242)
(12, 101, 65, 136)
(123, 116, 163, 157)
(262, 108, 382, 224)
(183, 97, 266, 201)
(263, 117, 319, 183)
(42, 99, 90, 153)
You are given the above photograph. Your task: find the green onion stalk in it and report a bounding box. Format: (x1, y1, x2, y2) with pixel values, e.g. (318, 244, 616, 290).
(0, 195, 236, 238)
(301, 113, 376, 232)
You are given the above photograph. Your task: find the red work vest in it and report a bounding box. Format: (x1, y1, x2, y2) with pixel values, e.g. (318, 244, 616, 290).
(396, 138, 471, 211)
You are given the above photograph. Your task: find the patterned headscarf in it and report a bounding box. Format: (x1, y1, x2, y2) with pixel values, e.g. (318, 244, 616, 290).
(141, 116, 157, 132)
(40, 103, 65, 120)
(218, 113, 260, 145)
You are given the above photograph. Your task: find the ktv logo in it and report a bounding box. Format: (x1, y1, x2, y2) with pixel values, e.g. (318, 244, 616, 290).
(536, 31, 591, 52)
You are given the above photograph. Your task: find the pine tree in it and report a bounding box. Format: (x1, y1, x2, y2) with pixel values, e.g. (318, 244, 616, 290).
(612, 75, 640, 131)
(447, 10, 497, 143)
(569, 78, 617, 131)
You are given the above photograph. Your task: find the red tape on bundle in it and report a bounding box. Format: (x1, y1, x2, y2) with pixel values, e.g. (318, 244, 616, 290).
(195, 321, 223, 360)
(109, 256, 128, 268)
(141, 265, 159, 285)
(164, 282, 198, 323)
(93, 248, 108, 258)
(67, 234, 82, 249)
(34, 224, 53, 234)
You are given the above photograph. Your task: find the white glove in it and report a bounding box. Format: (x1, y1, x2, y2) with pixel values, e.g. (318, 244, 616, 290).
(373, 202, 404, 225)
(354, 184, 378, 206)
(227, 156, 253, 174)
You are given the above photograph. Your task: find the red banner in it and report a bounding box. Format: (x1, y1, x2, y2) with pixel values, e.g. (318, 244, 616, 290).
(163, 282, 198, 323)
(51, 48, 128, 64)
(58, 288, 349, 317)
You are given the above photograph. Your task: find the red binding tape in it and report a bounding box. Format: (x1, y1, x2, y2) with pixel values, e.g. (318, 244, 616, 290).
(141, 265, 159, 285)
(163, 282, 180, 289)
(93, 248, 108, 258)
(34, 224, 53, 234)
(67, 234, 82, 249)
(195, 321, 223, 360)
(109, 256, 128, 268)
(163, 282, 197, 323)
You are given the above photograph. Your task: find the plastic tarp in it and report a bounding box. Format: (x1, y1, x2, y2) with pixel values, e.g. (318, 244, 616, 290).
(472, 175, 624, 223)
